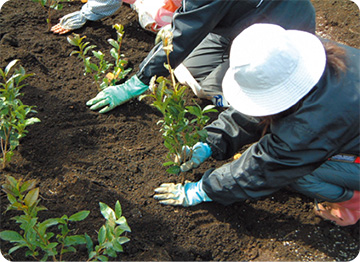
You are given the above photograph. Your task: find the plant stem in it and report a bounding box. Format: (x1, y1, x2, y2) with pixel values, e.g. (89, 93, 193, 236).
(1, 126, 11, 169)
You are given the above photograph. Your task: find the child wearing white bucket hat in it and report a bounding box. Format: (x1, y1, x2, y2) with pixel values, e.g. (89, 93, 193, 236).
(153, 23, 360, 227)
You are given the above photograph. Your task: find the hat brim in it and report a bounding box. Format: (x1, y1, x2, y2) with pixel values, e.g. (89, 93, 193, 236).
(223, 29, 326, 117)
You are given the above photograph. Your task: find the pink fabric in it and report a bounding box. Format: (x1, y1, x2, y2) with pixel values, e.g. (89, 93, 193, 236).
(154, 0, 181, 27)
(314, 191, 360, 226)
(123, 0, 136, 4)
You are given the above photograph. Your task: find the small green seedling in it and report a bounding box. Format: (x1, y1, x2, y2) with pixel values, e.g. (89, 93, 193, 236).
(87, 201, 131, 261)
(0, 175, 131, 261)
(31, 0, 71, 31)
(0, 60, 40, 169)
(140, 30, 217, 177)
(67, 24, 132, 92)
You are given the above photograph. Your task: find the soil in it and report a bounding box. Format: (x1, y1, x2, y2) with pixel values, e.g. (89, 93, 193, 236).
(0, 0, 359, 261)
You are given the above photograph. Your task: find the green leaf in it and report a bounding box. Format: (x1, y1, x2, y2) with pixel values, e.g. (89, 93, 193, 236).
(115, 201, 122, 218)
(24, 117, 41, 126)
(61, 246, 77, 254)
(112, 238, 123, 252)
(5, 175, 18, 189)
(4, 60, 18, 75)
(117, 236, 130, 245)
(89, 251, 97, 260)
(20, 180, 37, 193)
(45, 242, 59, 250)
(88, 62, 99, 72)
(67, 34, 79, 46)
(0, 230, 24, 242)
(163, 161, 176, 167)
(202, 104, 217, 113)
(99, 202, 116, 220)
(69, 210, 90, 221)
(166, 165, 181, 175)
(8, 244, 27, 255)
(186, 105, 201, 117)
(116, 221, 131, 233)
(7, 194, 17, 205)
(104, 247, 117, 258)
(24, 187, 39, 207)
(98, 225, 106, 244)
(107, 39, 119, 50)
(98, 255, 109, 261)
(92, 50, 104, 60)
(64, 235, 87, 246)
(84, 233, 93, 254)
(110, 48, 118, 60)
(38, 218, 59, 235)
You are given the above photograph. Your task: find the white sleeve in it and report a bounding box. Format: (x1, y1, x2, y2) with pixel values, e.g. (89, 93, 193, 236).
(81, 0, 122, 21)
(59, 11, 87, 30)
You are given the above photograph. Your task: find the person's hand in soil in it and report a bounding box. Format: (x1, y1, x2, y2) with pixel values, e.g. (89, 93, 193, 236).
(179, 142, 212, 172)
(51, 11, 87, 35)
(86, 75, 149, 113)
(154, 180, 212, 206)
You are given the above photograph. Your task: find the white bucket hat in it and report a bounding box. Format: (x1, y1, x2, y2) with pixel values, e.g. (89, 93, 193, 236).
(222, 23, 326, 117)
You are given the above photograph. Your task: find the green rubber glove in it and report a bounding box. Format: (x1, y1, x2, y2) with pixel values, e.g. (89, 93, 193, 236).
(153, 179, 212, 207)
(86, 75, 148, 113)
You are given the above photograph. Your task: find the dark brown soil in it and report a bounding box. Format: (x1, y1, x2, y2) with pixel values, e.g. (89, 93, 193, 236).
(0, 0, 359, 261)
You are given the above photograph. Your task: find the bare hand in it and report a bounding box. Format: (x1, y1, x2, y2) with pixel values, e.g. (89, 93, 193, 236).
(51, 23, 72, 35)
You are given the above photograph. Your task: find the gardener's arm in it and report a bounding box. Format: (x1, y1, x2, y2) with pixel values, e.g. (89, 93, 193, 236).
(136, 0, 239, 85)
(178, 107, 263, 172)
(204, 107, 264, 160)
(51, 0, 123, 34)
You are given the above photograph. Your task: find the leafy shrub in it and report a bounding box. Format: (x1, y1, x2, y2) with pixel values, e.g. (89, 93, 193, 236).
(31, 0, 71, 30)
(67, 24, 132, 92)
(140, 30, 217, 175)
(0, 175, 131, 261)
(0, 60, 40, 169)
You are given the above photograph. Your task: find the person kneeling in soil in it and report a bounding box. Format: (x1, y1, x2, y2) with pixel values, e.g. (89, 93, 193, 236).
(51, 0, 181, 34)
(85, 0, 316, 112)
(153, 23, 360, 227)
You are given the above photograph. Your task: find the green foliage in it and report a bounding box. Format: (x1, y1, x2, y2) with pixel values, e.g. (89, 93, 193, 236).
(139, 31, 217, 175)
(0, 175, 131, 261)
(67, 24, 132, 92)
(0, 60, 40, 169)
(31, 0, 71, 30)
(87, 201, 131, 261)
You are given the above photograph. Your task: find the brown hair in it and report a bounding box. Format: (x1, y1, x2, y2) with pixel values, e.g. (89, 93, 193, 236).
(259, 40, 348, 136)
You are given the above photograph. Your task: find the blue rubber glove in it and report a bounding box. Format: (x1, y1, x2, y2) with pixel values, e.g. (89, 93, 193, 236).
(180, 142, 212, 172)
(153, 179, 212, 207)
(86, 75, 148, 113)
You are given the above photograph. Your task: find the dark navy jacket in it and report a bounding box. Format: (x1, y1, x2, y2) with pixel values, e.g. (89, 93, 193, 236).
(202, 43, 360, 205)
(136, 0, 316, 85)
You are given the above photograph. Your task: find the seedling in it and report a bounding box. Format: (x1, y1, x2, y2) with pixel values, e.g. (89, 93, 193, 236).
(140, 30, 217, 177)
(31, 0, 71, 31)
(67, 24, 132, 92)
(0, 60, 40, 169)
(0, 175, 131, 261)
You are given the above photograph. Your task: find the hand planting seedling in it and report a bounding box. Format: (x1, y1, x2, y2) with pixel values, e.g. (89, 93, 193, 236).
(139, 30, 217, 179)
(31, 0, 71, 31)
(0, 175, 131, 261)
(0, 60, 40, 169)
(67, 24, 132, 92)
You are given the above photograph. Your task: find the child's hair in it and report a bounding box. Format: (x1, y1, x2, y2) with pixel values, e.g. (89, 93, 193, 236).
(259, 40, 348, 136)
